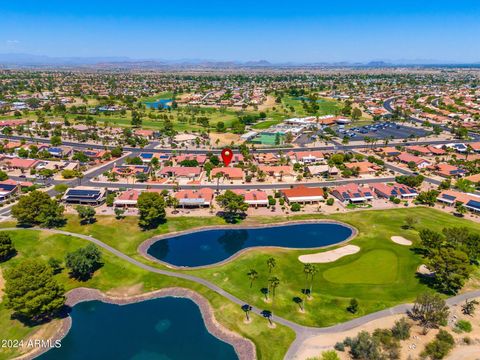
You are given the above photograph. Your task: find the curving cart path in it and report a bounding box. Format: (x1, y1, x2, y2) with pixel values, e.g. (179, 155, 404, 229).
(3, 227, 480, 360)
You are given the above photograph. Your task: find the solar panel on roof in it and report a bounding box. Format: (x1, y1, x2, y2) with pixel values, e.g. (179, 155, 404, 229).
(0, 184, 16, 191)
(466, 200, 480, 210)
(442, 194, 456, 201)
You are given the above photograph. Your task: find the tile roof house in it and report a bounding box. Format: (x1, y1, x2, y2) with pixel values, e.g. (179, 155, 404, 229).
(370, 183, 418, 199)
(0, 179, 19, 202)
(331, 183, 374, 203)
(1, 157, 39, 170)
(114, 189, 141, 207)
(174, 154, 208, 166)
(288, 151, 325, 163)
(434, 164, 466, 178)
(174, 188, 214, 207)
(232, 189, 268, 207)
(158, 166, 202, 179)
(345, 161, 378, 175)
(397, 152, 431, 168)
(258, 165, 295, 178)
(112, 165, 150, 176)
(438, 190, 480, 213)
(281, 186, 325, 203)
(211, 167, 245, 180)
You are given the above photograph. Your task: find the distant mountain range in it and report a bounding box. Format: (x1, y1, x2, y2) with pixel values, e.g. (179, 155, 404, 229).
(0, 53, 478, 69)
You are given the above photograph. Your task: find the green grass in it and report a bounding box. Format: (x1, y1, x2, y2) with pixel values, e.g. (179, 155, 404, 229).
(323, 250, 398, 284)
(252, 119, 284, 130)
(139, 91, 174, 102)
(0, 228, 294, 360)
(1, 207, 479, 359)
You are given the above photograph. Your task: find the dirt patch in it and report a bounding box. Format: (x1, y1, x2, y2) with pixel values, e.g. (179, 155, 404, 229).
(298, 245, 360, 263)
(209, 132, 243, 147)
(391, 236, 412, 246)
(106, 283, 144, 297)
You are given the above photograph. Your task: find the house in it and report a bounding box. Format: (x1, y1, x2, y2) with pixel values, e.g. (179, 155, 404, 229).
(437, 190, 480, 213)
(174, 154, 208, 166)
(377, 147, 401, 157)
(232, 189, 268, 207)
(112, 165, 150, 177)
(307, 165, 339, 177)
(370, 183, 418, 199)
(211, 167, 245, 180)
(289, 151, 325, 164)
(281, 186, 325, 204)
(47, 146, 73, 158)
(63, 187, 106, 205)
(258, 165, 295, 179)
(345, 161, 378, 175)
(139, 152, 170, 163)
(134, 129, 155, 139)
(114, 189, 141, 208)
(0, 179, 19, 202)
(331, 183, 374, 203)
(406, 145, 432, 156)
(0, 157, 39, 171)
(158, 166, 202, 179)
(174, 188, 214, 207)
(434, 164, 466, 178)
(397, 152, 431, 168)
(465, 173, 480, 184)
(255, 153, 279, 164)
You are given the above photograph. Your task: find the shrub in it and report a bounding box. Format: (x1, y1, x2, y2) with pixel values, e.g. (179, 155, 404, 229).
(347, 298, 359, 313)
(290, 203, 301, 212)
(421, 330, 455, 360)
(454, 320, 472, 333)
(391, 317, 411, 340)
(334, 342, 345, 352)
(326, 198, 334, 206)
(320, 350, 340, 360)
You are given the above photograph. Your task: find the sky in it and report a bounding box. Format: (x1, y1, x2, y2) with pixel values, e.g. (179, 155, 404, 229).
(1, 0, 480, 63)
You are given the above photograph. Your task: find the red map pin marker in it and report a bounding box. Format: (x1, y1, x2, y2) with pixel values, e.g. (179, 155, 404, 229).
(221, 148, 233, 167)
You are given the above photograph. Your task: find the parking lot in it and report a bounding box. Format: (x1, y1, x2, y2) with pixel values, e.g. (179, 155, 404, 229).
(336, 121, 430, 140)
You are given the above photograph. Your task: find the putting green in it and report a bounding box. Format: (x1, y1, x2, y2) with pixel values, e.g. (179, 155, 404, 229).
(322, 249, 399, 284)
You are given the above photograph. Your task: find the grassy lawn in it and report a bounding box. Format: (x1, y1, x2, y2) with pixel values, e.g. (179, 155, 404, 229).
(282, 96, 342, 117)
(0, 228, 294, 360)
(1, 207, 479, 359)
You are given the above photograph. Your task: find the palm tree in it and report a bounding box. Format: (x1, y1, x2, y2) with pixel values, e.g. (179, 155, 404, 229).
(241, 304, 252, 322)
(303, 263, 312, 298)
(269, 276, 280, 300)
(293, 296, 304, 311)
(267, 257, 276, 274)
(309, 265, 318, 297)
(261, 309, 273, 326)
(247, 269, 258, 288)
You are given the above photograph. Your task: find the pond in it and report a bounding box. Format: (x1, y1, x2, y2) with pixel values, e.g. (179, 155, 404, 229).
(147, 222, 353, 267)
(39, 297, 238, 360)
(144, 98, 172, 109)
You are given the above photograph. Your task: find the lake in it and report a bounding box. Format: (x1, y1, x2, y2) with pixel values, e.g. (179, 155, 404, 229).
(144, 99, 172, 109)
(39, 297, 238, 360)
(147, 222, 353, 267)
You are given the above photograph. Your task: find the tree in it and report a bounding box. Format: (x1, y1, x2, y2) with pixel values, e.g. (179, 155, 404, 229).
(416, 190, 439, 206)
(215, 190, 248, 222)
(347, 331, 382, 360)
(50, 135, 62, 146)
(352, 108, 362, 120)
(137, 192, 166, 229)
(247, 269, 258, 288)
(11, 191, 65, 227)
(461, 299, 479, 316)
(293, 296, 304, 311)
(4, 259, 65, 322)
(455, 178, 475, 193)
(75, 205, 96, 225)
(269, 276, 280, 300)
(421, 330, 454, 359)
(0, 170, 8, 181)
(419, 229, 443, 255)
(391, 318, 411, 340)
(267, 257, 276, 273)
(404, 216, 418, 229)
(114, 207, 125, 220)
(65, 244, 103, 281)
(0, 232, 16, 262)
(290, 202, 301, 211)
(426, 247, 472, 294)
(410, 293, 449, 330)
(241, 304, 252, 322)
(347, 298, 359, 313)
(395, 174, 424, 188)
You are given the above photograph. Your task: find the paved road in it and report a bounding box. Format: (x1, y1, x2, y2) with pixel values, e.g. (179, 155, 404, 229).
(3, 227, 480, 360)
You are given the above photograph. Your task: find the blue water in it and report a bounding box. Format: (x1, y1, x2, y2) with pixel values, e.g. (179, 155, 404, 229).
(148, 223, 352, 267)
(39, 297, 238, 360)
(144, 99, 172, 109)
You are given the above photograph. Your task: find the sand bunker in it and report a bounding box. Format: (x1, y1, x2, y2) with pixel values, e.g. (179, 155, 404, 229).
(391, 236, 412, 246)
(298, 245, 360, 263)
(417, 264, 435, 277)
